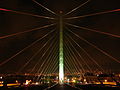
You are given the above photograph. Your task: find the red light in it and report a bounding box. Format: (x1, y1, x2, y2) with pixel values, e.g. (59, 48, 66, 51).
(113, 9, 120, 11)
(0, 8, 11, 11)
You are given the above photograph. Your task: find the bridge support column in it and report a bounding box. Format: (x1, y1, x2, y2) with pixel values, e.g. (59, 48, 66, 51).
(59, 12, 64, 84)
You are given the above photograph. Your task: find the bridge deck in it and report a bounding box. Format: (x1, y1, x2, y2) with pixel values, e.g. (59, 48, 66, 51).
(48, 84, 80, 90)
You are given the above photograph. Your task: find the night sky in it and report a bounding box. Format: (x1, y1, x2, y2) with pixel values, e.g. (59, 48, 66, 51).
(0, 0, 120, 74)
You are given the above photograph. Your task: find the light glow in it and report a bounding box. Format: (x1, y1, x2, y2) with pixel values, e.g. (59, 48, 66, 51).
(25, 80, 31, 85)
(105, 79, 107, 82)
(35, 82, 39, 85)
(0, 77, 2, 79)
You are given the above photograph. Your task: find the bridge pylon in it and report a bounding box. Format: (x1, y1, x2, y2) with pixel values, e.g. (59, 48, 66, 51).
(59, 11, 64, 84)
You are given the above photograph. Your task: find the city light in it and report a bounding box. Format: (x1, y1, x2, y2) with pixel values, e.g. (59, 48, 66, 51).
(105, 79, 107, 82)
(0, 77, 2, 79)
(0, 0, 120, 89)
(35, 82, 39, 85)
(25, 80, 31, 85)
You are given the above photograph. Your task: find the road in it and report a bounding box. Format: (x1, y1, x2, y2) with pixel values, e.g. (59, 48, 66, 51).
(47, 84, 80, 90)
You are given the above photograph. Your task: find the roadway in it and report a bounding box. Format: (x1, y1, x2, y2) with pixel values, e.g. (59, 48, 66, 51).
(47, 84, 80, 90)
(0, 84, 80, 90)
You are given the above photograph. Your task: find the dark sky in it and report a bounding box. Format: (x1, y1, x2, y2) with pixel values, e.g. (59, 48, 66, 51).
(0, 0, 120, 74)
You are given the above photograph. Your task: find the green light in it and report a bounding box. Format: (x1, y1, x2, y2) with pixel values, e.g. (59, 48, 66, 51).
(59, 15, 64, 84)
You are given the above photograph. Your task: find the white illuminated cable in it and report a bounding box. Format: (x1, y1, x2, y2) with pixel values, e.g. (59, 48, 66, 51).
(32, 0, 57, 16)
(48, 58, 58, 74)
(66, 30, 92, 73)
(65, 43, 85, 74)
(37, 37, 58, 74)
(64, 55, 73, 74)
(36, 47, 58, 81)
(65, 38, 85, 77)
(0, 23, 56, 40)
(64, 44, 84, 76)
(33, 40, 58, 81)
(65, 0, 91, 15)
(67, 28, 120, 64)
(64, 64, 70, 74)
(67, 31, 104, 72)
(38, 53, 58, 82)
(66, 23, 120, 38)
(64, 56, 74, 75)
(65, 51, 78, 74)
(64, 44, 82, 74)
(0, 29, 55, 66)
(35, 38, 58, 81)
(30, 32, 58, 73)
(66, 9, 120, 19)
(41, 48, 58, 75)
(18, 29, 56, 72)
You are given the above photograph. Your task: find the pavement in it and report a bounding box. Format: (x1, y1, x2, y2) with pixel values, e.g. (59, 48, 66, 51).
(47, 84, 80, 90)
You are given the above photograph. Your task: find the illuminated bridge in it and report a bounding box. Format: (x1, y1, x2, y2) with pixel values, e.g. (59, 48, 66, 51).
(0, 0, 120, 89)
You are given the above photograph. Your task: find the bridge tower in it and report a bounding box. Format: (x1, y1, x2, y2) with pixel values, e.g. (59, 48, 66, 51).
(59, 11, 64, 84)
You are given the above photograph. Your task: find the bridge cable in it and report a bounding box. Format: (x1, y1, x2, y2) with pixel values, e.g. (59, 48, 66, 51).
(64, 38, 84, 74)
(18, 28, 57, 72)
(32, 0, 57, 16)
(0, 23, 56, 40)
(67, 28, 120, 64)
(65, 0, 91, 16)
(30, 32, 58, 73)
(32, 35, 58, 80)
(64, 40, 85, 74)
(66, 9, 120, 19)
(64, 48, 78, 74)
(66, 28, 104, 72)
(66, 23, 120, 38)
(64, 44, 84, 76)
(0, 8, 55, 19)
(65, 29, 92, 72)
(64, 56, 75, 75)
(0, 29, 55, 66)
(36, 41, 58, 81)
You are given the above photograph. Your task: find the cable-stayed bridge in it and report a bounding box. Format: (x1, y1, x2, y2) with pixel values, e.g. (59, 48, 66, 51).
(0, 0, 120, 89)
